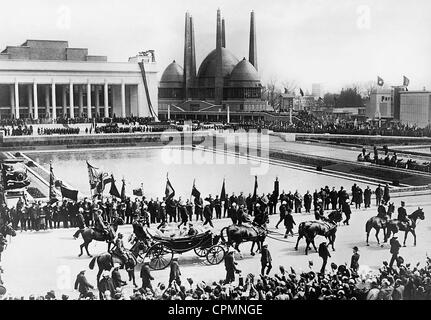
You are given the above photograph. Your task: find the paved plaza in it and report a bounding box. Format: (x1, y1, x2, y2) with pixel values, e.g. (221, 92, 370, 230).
(1, 193, 430, 298)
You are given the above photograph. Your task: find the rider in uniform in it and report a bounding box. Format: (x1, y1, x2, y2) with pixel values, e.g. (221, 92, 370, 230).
(112, 233, 128, 268)
(94, 209, 109, 237)
(397, 201, 409, 227)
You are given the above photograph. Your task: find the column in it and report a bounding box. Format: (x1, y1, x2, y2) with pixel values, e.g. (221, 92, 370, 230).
(51, 81, 57, 120)
(78, 85, 84, 117)
(104, 81, 109, 117)
(95, 85, 99, 116)
(86, 81, 92, 119)
(14, 80, 20, 119)
(121, 81, 126, 118)
(227, 104, 230, 123)
(33, 81, 38, 120)
(27, 85, 33, 118)
(10, 85, 15, 118)
(167, 104, 171, 120)
(45, 85, 50, 115)
(62, 85, 67, 117)
(69, 81, 74, 119)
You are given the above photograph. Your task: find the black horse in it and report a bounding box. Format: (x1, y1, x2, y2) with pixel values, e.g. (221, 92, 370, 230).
(0, 223, 16, 262)
(220, 223, 267, 256)
(365, 203, 395, 246)
(294, 210, 342, 255)
(384, 208, 425, 246)
(78, 217, 124, 257)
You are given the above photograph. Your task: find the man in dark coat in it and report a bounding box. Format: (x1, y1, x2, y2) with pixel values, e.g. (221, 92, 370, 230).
(224, 250, 239, 284)
(342, 200, 352, 225)
(389, 236, 401, 268)
(318, 242, 331, 274)
(203, 203, 214, 228)
(228, 203, 238, 225)
(177, 204, 188, 228)
(140, 262, 154, 293)
(73, 207, 86, 239)
(283, 209, 296, 238)
(383, 183, 390, 205)
(364, 186, 372, 208)
(194, 197, 203, 221)
(260, 244, 272, 276)
(74, 270, 94, 299)
(350, 246, 360, 272)
(275, 201, 287, 229)
(98, 271, 116, 300)
(169, 257, 181, 285)
(214, 195, 222, 219)
(375, 185, 383, 206)
(330, 187, 338, 210)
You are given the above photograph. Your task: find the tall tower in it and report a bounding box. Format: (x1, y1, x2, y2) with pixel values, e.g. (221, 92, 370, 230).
(222, 18, 226, 48)
(215, 8, 223, 105)
(249, 10, 258, 70)
(183, 12, 196, 100)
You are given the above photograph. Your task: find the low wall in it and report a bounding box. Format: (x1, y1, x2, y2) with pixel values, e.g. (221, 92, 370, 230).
(0, 131, 209, 150)
(295, 133, 431, 146)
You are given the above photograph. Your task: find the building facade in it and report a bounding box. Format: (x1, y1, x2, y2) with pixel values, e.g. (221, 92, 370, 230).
(399, 91, 431, 128)
(158, 10, 270, 122)
(0, 40, 158, 120)
(366, 86, 408, 120)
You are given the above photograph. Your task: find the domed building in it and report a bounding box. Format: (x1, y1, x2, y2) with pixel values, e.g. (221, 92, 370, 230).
(158, 10, 270, 122)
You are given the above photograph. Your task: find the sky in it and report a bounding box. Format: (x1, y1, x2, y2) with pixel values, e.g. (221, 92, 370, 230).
(1, 0, 431, 93)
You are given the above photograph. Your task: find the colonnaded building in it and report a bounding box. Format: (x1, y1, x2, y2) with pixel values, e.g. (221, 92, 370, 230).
(0, 40, 158, 120)
(158, 9, 271, 122)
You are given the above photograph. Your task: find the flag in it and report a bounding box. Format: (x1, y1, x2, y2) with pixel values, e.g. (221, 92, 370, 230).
(133, 186, 143, 197)
(191, 180, 201, 199)
(300, 88, 304, 97)
(120, 179, 126, 201)
(96, 171, 111, 194)
(220, 178, 226, 201)
(49, 162, 58, 204)
(60, 184, 78, 202)
(165, 176, 175, 201)
(109, 174, 121, 198)
(403, 76, 410, 87)
(86, 161, 99, 190)
(377, 76, 384, 87)
(252, 176, 258, 202)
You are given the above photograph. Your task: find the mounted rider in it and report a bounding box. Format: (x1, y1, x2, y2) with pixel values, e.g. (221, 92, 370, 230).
(397, 201, 410, 228)
(237, 204, 252, 226)
(112, 233, 129, 267)
(94, 209, 109, 237)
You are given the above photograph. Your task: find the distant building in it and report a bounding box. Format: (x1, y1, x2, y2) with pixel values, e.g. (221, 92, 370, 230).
(294, 96, 315, 111)
(0, 40, 158, 119)
(311, 83, 322, 98)
(399, 91, 431, 128)
(158, 10, 269, 122)
(366, 86, 408, 120)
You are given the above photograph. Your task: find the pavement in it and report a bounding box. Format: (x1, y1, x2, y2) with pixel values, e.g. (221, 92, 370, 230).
(1, 193, 431, 299)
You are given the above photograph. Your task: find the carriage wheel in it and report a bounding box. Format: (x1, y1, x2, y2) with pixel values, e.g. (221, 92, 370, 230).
(146, 244, 173, 270)
(206, 245, 226, 265)
(194, 247, 208, 257)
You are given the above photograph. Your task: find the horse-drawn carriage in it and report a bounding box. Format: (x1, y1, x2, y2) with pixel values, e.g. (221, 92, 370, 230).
(144, 230, 226, 270)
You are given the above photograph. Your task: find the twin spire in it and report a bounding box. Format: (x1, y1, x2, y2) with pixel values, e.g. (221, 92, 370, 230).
(183, 9, 258, 102)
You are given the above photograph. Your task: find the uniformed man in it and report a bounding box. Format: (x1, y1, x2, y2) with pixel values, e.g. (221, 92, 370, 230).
(224, 249, 239, 284)
(203, 201, 214, 228)
(73, 207, 86, 239)
(350, 246, 360, 272)
(228, 203, 238, 225)
(112, 233, 128, 267)
(283, 208, 296, 238)
(397, 201, 409, 227)
(260, 244, 272, 276)
(342, 200, 352, 225)
(383, 183, 390, 205)
(364, 186, 372, 208)
(214, 195, 222, 219)
(318, 242, 331, 274)
(275, 201, 287, 229)
(389, 236, 401, 268)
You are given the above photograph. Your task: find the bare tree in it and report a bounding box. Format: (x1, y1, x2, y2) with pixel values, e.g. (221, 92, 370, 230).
(281, 80, 298, 94)
(262, 76, 282, 109)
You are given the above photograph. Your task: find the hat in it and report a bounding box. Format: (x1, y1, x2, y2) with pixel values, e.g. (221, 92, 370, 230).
(392, 236, 398, 239)
(401, 201, 405, 206)
(353, 246, 359, 251)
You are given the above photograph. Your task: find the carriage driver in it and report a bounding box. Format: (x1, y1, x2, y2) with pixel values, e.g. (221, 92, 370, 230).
(94, 209, 109, 237)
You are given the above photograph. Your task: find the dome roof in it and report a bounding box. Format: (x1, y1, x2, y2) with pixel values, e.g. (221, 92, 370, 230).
(230, 58, 260, 82)
(197, 48, 239, 80)
(160, 60, 183, 83)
